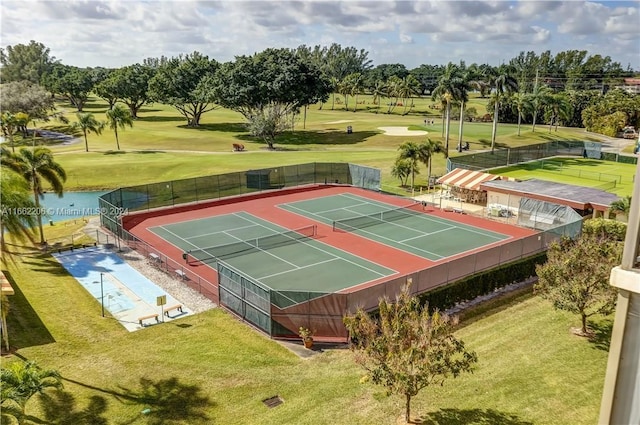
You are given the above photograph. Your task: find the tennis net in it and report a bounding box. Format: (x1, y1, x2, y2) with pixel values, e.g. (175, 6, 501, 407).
(185, 224, 317, 265)
(333, 202, 422, 232)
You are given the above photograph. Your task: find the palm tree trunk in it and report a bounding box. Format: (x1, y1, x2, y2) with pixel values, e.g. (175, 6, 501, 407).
(115, 127, 120, 150)
(331, 93, 335, 110)
(491, 100, 499, 153)
(83, 131, 89, 152)
(458, 101, 465, 151)
(33, 186, 45, 244)
(532, 108, 538, 132)
(444, 103, 451, 159)
(427, 156, 433, 188)
(517, 110, 522, 136)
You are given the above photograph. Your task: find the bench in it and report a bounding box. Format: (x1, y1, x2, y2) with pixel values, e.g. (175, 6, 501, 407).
(138, 313, 159, 326)
(164, 304, 184, 317)
(175, 269, 187, 280)
(149, 253, 160, 262)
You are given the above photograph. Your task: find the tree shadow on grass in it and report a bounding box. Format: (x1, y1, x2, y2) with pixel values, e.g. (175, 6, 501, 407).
(1, 269, 55, 351)
(178, 122, 247, 133)
(588, 319, 613, 351)
(236, 129, 378, 146)
(37, 391, 109, 425)
(476, 138, 509, 149)
(63, 376, 214, 425)
(136, 116, 185, 123)
(420, 408, 533, 425)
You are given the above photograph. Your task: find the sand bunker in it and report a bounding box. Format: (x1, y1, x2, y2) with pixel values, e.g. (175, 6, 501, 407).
(325, 120, 354, 124)
(378, 127, 428, 136)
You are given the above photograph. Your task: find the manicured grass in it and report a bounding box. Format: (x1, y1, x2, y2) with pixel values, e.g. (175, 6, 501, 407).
(14, 95, 608, 192)
(490, 157, 636, 196)
(2, 224, 610, 425)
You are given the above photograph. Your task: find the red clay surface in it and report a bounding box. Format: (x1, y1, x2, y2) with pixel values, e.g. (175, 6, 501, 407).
(125, 185, 538, 294)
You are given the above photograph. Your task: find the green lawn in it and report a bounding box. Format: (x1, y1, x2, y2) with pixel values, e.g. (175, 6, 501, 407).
(9, 95, 610, 192)
(2, 222, 610, 425)
(490, 158, 636, 196)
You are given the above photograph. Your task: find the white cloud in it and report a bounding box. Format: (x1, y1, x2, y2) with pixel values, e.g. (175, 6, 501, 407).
(0, 0, 637, 69)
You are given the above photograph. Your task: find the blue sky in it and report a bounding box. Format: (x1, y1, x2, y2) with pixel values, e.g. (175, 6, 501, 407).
(2, 1, 638, 70)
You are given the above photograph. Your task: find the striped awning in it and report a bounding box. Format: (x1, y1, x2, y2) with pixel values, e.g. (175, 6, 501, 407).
(437, 169, 500, 191)
(0, 271, 14, 296)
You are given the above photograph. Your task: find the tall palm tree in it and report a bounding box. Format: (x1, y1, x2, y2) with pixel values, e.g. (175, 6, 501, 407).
(528, 83, 552, 132)
(329, 76, 339, 110)
(1, 147, 67, 245)
(417, 138, 445, 187)
(512, 92, 532, 136)
(0, 360, 63, 422)
(397, 141, 421, 189)
(0, 167, 38, 260)
(105, 104, 134, 150)
(432, 63, 466, 158)
(546, 93, 572, 132)
(74, 112, 105, 152)
(371, 80, 386, 114)
(489, 69, 518, 152)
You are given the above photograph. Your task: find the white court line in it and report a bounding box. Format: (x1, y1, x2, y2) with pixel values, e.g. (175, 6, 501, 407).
(184, 223, 261, 241)
(237, 212, 395, 279)
(400, 226, 456, 243)
(339, 192, 507, 240)
(155, 225, 200, 250)
(312, 201, 372, 215)
(258, 258, 340, 280)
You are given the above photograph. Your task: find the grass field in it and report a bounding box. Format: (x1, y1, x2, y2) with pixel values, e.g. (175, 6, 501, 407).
(490, 157, 637, 196)
(1, 221, 610, 425)
(8, 94, 611, 192)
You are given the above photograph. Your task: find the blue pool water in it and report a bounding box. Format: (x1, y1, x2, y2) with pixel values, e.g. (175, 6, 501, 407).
(39, 191, 108, 223)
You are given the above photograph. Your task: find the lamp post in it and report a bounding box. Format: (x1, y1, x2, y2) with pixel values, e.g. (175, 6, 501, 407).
(100, 272, 104, 317)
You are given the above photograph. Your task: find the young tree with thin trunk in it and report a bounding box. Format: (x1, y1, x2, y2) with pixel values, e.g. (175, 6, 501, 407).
(397, 141, 421, 189)
(489, 68, 518, 152)
(344, 285, 477, 423)
(535, 229, 623, 336)
(105, 105, 133, 151)
(74, 112, 104, 152)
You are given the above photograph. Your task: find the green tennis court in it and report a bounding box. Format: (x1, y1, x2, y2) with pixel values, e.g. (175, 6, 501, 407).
(148, 211, 396, 293)
(278, 193, 511, 260)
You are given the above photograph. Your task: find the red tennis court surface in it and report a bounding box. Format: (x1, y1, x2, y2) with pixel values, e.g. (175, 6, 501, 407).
(123, 185, 539, 341)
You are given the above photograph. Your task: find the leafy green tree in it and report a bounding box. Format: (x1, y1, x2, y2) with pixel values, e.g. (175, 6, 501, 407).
(148, 52, 219, 126)
(582, 89, 640, 136)
(74, 112, 105, 152)
(0, 40, 57, 84)
(583, 217, 627, 241)
(108, 64, 155, 118)
(535, 231, 623, 335)
(46, 65, 94, 111)
(0, 81, 55, 120)
(1, 147, 66, 244)
(489, 67, 518, 152)
(0, 165, 38, 260)
(0, 113, 19, 153)
(432, 63, 467, 158)
(370, 80, 387, 114)
(212, 48, 330, 149)
(609, 196, 632, 222)
(105, 105, 133, 150)
(398, 75, 421, 116)
(409, 64, 443, 95)
(344, 285, 477, 423)
(93, 69, 120, 109)
(0, 360, 63, 422)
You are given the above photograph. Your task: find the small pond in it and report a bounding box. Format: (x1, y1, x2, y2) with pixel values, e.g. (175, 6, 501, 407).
(38, 191, 109, 223)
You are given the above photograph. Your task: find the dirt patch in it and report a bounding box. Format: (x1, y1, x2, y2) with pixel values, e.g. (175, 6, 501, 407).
(325, 120, 354, 124)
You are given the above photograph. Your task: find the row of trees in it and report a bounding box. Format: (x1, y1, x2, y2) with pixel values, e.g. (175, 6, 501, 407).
(2, 41, 638, 151)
